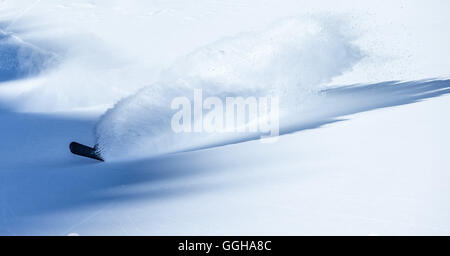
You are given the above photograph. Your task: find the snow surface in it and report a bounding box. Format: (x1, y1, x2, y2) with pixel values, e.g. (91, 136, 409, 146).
(0, 0, 449, 235)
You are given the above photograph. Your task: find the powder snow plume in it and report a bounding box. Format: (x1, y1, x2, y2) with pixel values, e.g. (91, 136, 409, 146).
(95, 17, 363, 160)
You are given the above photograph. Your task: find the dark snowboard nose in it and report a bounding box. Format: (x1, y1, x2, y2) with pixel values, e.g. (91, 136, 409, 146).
(70, 142, 104, 162)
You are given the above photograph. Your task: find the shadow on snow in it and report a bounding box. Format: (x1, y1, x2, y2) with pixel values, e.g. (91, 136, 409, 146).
(0, 78, 449, 234)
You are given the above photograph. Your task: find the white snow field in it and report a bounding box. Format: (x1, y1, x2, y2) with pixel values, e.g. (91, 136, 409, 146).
(0, 0, 449, 235)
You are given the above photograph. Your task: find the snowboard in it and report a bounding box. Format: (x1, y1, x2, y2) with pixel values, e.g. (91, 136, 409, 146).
(70, 142, 104, 162)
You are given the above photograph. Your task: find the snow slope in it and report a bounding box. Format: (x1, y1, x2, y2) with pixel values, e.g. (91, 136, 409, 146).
(0, 0, 449, 235)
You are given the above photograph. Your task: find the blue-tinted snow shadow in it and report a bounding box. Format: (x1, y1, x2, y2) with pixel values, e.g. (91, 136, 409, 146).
(1, 78, 449, 235)
(283, 78, 450, 136)
(0, 105, 231, 234)
(182, 78, 450, 152)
